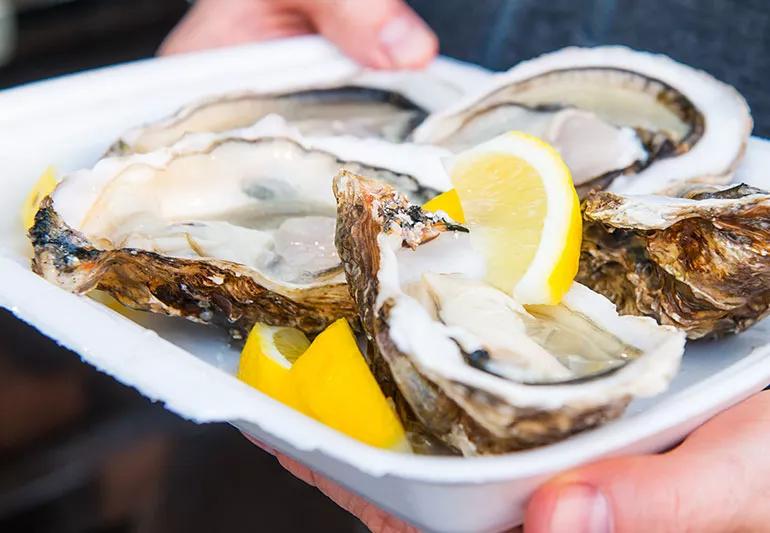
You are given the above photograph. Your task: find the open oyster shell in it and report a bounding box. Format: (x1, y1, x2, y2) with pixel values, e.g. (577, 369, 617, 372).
(109, 86, 428, 156)
(412, 46, 752, 197)
(334, 170, 684, 454)
(579, 184, 770, 339)
(30, 121, 449, 338)
(108, 66, 469, 156)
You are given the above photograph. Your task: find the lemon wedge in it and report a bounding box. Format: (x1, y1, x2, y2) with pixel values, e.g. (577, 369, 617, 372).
(237, 323, 310, 410)
(22, 166, 57, 230)
(447, 131, 582, 305)
(238, 319, 408, 450)
(422, 189, 466, 223)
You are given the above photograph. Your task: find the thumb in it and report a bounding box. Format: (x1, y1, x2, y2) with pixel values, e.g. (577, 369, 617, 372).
(299, 0, 438, 69)
(525, 391, 770, 533)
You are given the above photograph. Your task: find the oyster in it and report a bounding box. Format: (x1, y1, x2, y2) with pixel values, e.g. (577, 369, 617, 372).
(334, 170, 684, 454)
(110, 85, 429, 156)
(30, 122, 449, 338)
(579, 184, 770, 339)
(412, 46, 752, 197)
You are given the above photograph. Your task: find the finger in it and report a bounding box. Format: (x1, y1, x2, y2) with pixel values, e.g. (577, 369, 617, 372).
(276, 453, 418, 533)
(299, 0, 438, 69)
(525, 391, 770, 533)
(159, 0, 313, 56)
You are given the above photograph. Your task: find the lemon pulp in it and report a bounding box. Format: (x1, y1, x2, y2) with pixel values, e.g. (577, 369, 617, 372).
(452, 152, 547, 294)
(237, 324, 307, 410)
(447, 132, 582, 305)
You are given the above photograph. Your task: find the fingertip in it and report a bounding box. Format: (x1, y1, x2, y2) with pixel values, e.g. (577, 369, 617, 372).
(525, 477, 612, 533)
(306, 0, 438, 70)
(378, 14, 439, 69)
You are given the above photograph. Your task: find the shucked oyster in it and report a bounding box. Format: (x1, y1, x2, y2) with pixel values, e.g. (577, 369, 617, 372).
(413, 46, 752, 197)
(579, 184, 770, 339)
(110, 85, 429, 156)
(30, 122, 449, 338)
(334, 171, 684, 454)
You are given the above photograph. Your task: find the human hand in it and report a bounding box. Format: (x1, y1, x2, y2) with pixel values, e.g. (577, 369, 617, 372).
(525, 390, 770, 532)
(249, 390, 770, 532)
(159, 0, 438, 69)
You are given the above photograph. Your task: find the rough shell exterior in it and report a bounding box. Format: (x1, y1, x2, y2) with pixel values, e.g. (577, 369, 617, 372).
(579, 185, 770, 339)
(333, 170, 629, 455)
(30, 198, 355, 338)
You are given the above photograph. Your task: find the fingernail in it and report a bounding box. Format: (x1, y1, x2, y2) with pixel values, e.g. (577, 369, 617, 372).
(379, 14, 436, 68)
(549, 483, 612, 533)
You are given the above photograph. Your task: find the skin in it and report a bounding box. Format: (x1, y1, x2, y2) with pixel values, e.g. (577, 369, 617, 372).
(159, 0, 438, 69)
(163, 2, 770, 531)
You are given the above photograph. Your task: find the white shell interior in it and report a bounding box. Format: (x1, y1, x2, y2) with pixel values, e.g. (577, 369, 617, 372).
(376, 226, 685, 409)
(53, 117, 450, 286)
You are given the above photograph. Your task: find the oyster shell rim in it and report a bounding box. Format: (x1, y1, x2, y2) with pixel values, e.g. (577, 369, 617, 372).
(30, 196, 354, 337)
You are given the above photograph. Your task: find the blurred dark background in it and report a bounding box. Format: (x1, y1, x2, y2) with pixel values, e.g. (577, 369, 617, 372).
(409, 0, 770, 137)
(1, 0, 768, 134)
(0, 0, 186, 87)
(0, 1, 767, 532)
(0, 310, 362, 533)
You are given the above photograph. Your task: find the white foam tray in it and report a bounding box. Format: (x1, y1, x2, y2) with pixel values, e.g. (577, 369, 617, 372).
(1, 37, 769, 532)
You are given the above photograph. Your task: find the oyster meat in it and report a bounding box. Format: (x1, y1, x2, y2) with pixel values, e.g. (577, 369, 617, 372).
(579, 184, 770, 339)
(412, 46, 752, 197)
(111, 85, 430, 156)
(334, 170, 684, 454)
(31, 122, 449, 338)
